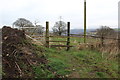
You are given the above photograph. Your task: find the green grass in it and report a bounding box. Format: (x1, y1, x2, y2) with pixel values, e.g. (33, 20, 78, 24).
(32, 64, 54, 78)
(32, 44, 118, 78)
(47, 58, 71, 76)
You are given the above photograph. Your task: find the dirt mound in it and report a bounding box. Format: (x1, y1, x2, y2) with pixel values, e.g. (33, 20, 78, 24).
(2, 26, 47, 78)
(2, 26, 26, 55)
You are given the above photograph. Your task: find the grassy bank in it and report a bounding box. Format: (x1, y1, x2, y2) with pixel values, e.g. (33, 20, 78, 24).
(32, 44, 118, 78)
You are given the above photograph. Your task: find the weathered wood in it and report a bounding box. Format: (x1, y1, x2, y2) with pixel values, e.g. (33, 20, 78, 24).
(31, 35, 44, 37)
(49, 36, 67, 38)
(48, 41, 68, 42)
(45, 21, 49, 48)
(50, 45, 73, 47)
(66, 22, 70, 51)
(91, 36, 119, 40)
(31, 35, 85, 38)
(84, 0, 86, 43)
(49, 35, 84, 38)
(25, 34, 43, 45)
(33, 38, 43, 39)
(20, 27, 39, 29)
(25, 34, 38, 42)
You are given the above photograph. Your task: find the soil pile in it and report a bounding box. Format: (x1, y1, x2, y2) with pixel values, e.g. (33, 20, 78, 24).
(2, 26, 26, 55)
(2, 26, 47, 78)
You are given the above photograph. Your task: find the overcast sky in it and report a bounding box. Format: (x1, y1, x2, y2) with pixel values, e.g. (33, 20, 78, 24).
(0, 0, 119, 29)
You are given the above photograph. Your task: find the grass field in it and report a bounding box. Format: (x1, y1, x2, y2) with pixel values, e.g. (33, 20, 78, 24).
(32, 44, 118, 78)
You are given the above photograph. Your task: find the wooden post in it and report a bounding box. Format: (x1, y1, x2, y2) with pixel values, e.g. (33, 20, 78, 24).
(66, 22, 70, 51)
(101, 36, 104, 47)
(45, 21, 49, 48)
(84, 0, 86, 43)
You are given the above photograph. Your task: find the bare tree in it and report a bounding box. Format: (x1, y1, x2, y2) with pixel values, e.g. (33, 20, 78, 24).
(96, 26, 116, 46)
(36, 25, 44, 34)
(13, 18, 33, 29)
(96, 26, 115, 38)
(32, 20, 44, 34)
(52, 21, 67, 36)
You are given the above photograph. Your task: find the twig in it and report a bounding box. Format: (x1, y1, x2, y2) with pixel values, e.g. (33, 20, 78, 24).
(3, 58, 11, 68)
(24, 55, 32, 66)
(11, 49, 17, 56)
(15, 61, 22, 77)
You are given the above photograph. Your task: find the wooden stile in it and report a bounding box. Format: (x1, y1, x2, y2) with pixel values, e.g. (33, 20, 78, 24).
(45, 21, 72, 51)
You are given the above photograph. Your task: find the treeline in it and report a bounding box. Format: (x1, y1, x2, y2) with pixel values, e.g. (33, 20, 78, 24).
(12, 18, 119, 38)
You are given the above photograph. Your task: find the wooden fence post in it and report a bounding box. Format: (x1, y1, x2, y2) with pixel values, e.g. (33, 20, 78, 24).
(84, 0, 86, 43)
(45, 21, 49, 48)
(66, 22, 70, 51)
(101, 35, 104, 47)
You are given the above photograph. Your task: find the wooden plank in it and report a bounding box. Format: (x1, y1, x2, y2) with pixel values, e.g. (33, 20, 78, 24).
(31, 35, 44, 37)
(25, 34, 43, 45)
(50, 45, 73, 47)
(20, 27, 39, 29)
(33, 38, 44, 39)
(49, 36, 68, 38)
(25, 34, 38, 42)
(49, 35, 84, 38)
(48, 41, 68, 42)
(91, 36, 119, 40)
(31, 35, 84, 38)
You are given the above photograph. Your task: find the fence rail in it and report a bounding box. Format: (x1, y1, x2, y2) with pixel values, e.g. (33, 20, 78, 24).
(23, 21, 119, 51)
(31, 35, 119, 40)
(48, 41, 68, 42)
(45, 22, 72, 51)
(90, 36, 119, 40)
(50, 45, 73, 47)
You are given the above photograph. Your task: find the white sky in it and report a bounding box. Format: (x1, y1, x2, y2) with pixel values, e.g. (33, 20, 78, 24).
(0, 0, 119, 29)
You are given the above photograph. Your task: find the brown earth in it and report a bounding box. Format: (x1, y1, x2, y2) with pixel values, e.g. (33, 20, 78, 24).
(2, 26, 47, 78)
